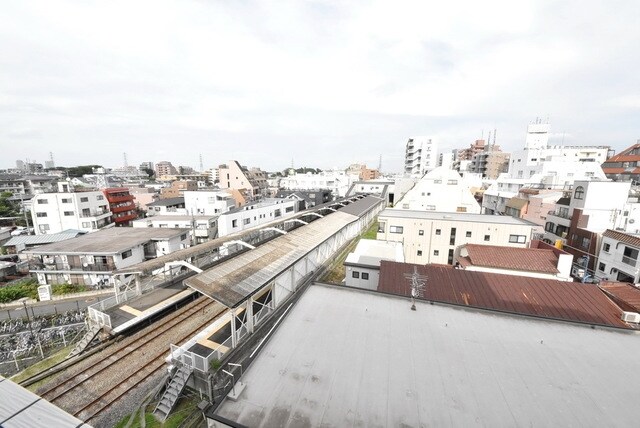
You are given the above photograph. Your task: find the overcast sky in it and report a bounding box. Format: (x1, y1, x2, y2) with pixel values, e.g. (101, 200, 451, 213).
(1, 0, 639, 173)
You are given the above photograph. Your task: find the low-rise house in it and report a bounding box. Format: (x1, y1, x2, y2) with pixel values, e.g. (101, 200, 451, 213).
(217, 198, 297, 237)
(183, 190, 236, 215)
(25, 227, 190, 286)
(274, 189, 332, 210)
(596, 230, 640, 283)
(456, 241, 573, 281)
(132, 215, 217, 243)
(344, 239, 404, 290)
(377, 209, 536, 265)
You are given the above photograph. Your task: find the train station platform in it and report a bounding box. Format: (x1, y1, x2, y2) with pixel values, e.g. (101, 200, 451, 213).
(89, 283, 197, 334)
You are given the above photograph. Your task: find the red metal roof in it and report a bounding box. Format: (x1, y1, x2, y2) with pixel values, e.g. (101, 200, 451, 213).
(605, 143, 640, 162)
(458, 243, 560, 274)
(603, 229, 640, 248)
(378, 261, 631, 329)
(599, 282, 640, 313)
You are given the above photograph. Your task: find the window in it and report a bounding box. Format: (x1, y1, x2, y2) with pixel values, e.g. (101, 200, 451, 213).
(82, 208, 90, 217)
(433, 179, 442, 184)
(285, 206, 294, 213)
(61, 198, 71, 203)
(37, 198, 47, 204)
(456, 207, 467, 213)
(465, 231, 472, 238)
(447, 249, 454, 265)
(36, 212, 47, 217)
(80, 197, 89, 202)
(418, 230, 424, 236)
(389, 226, 403, 234)
(417, 250, 423, 256)
(603, 243, 611, 252)
(121, 250, 132, 259)
(509, 234, 526, 243)
(377, 223, 385, 233)
(574, 186, 584, 200)
(38, 224, 50, 232)
(449, 228, 456, 245)
(362, 272, 369, 280)
(82, 222, 90, 228)
(484, 235, 490, 242)
(97, 195, 104, 200)
(598, 262, 606, 272)
(447, 180, 458, 185)
(180, 233, 187, 240)
(274, 209, 282, 218)
(435, 229, 441, 235)
(63, 211, 74, 216)
(243, 218, 250, 225)
(352, 271, 360, 279)
(434, 250, 439, 256)
(581, 237, 591, 250)
(232, 219, 238, 228)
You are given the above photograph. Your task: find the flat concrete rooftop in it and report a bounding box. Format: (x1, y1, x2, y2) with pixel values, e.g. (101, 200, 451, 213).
(379, 208, 536, 225)
(216, 284, 640, 427)
(25, 227, 189, 255)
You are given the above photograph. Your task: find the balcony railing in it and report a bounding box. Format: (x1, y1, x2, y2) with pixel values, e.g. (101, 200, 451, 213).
(547, 210, 571, 219)
(79, 210, 110, 218)
(30, 261, 116, 272)
(622, 256, 637, 267)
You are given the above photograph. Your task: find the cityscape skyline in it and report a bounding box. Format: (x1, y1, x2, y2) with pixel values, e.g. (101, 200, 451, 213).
(2, 1, 639, 172)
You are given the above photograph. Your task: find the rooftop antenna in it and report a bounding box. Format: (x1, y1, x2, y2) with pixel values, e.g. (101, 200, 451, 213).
(199, 153, 204, 172)
(378, 154, 382, 172)
(404, 266, 427, 311)
(493, 128, 497, 148)
(49, 151, 54, 167)
(123, 152, 128, 168)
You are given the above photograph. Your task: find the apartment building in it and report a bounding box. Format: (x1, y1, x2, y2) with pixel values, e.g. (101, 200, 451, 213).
(155, 161, 178, 177)
(217, 198, 297, 237)
(25, 228, 190, 286)
(132, 215, 217, 243)
(160, 180, 198, 199)
(279, 170, 359, 198)
(30, 182, 112, 235)
(377, 209, 535, 264)
(183, 190, 236, 215)
(392, 167, 481, 213)
(596, 230, 640, 283)
(404, 137, 438, 177)
(103, 187, 137, 226)
(217, 161, 268, 199)
(127, 186, 158, 212)
(601, 140, 640, 182)
(146, 197, 186, 216)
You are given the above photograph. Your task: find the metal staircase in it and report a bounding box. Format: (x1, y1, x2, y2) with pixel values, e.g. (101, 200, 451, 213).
(67, 324, 102, 359)
(154, 365, 193, 421)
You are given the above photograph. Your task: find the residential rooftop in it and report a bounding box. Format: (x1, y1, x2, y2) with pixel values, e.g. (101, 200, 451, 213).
(215, 283, 640, 427)
(378, 261, 632, 329)
(132, 215, 216, 222)
(147, 197, 185, 207)
(344, 239, 404, 268)
(457, 242, 563, 274)
(3, 230, 85, 247)
(25, 227, 189, 255)
(599, 281, 640, 313)
(603, 229, 640, 247)
(378, 208, 536, 225)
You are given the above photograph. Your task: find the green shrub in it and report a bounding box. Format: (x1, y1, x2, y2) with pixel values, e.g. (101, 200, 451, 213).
(51, 283, 88, 295)
(0, 278, 39, 303)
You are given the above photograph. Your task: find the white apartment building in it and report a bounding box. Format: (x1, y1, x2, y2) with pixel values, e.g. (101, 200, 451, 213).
(132, 215, 218, 243)
(217, 198, 297, 237)
(377, 209, 536, 264)
(482, 122, 609, 215)
(30, 182, 112, 235)
(393, 167, 481, 213)
(405, 137, 438, 177)
(25, 228, 190, 286)
(596, 230, 640, 283)
(183, 190, 236, 216)
(279, 170, 359, 198)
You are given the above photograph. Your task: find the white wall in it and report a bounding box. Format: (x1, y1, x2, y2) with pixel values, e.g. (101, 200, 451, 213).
(344, 266, 379, 290)
(218, 199, 297, 237)
(31, 191, 111, 235)
(184, 190, 235, 215)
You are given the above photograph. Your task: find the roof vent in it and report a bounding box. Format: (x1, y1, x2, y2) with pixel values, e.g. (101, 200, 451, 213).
(621, 311, 640, 323)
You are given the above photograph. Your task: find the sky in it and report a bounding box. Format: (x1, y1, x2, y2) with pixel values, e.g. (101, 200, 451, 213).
(1, 0, 639, 173)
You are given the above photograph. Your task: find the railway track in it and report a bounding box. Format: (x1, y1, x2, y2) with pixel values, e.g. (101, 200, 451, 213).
(36, 295, 226, 424)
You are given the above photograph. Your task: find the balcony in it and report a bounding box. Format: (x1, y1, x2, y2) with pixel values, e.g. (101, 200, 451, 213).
(79, 209, 111, 218)
(111, 202, 136, 213)
(622, 256, 637, 267)
(547, 209, 571, 220)
(30, 260, 116, 272)
(114, 212, 138, 223)
(106, 194, 134, 203)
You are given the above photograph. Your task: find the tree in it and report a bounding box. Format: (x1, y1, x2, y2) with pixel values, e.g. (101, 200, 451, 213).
(0, 192, 20, 218)
(141, 167, 155, 178)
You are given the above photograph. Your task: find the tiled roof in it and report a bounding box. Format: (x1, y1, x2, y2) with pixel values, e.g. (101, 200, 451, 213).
(378, 261, 631, 328)
(599, 282, 640, 313)
(604, 143, 640, 162)
(458, 243, 559, 274)
(602, 229, 640, 248)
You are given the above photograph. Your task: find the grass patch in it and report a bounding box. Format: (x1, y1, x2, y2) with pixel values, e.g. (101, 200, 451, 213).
(0, 278, 38, 303)
(10, 344, 74, 387)
(115, 394, 200, 428)
(320, 218, 378, 284)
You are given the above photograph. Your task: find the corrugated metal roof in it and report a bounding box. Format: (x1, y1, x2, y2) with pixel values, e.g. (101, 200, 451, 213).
(599, 282, 640, 313)
(458, 243, 559, 274)
(147, 197, 184, 207)
(378, 261, 631, 329)
(602, 229, 640, 248)
(3, 230, 85, 247)
(337, 195, 384, 216)
(185, 211, 360, 308)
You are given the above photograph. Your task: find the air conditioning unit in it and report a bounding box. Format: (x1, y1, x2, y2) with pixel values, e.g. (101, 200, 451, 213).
(621, 312, 640, 323)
